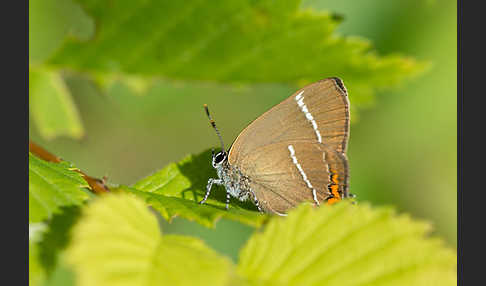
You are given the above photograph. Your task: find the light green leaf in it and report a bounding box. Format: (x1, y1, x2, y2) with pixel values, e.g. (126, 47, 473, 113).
(129, 149, 269, 228)
(29, 153, 91, 223)
(29, 0, 95, 63)
(29, 222, 47, 242)
(29, 68, 84, 140)
(238, 202, 456, 286)
(30, 241, 46, 286)
(67, 193, 235, 286)
(47, 0, 425, 104)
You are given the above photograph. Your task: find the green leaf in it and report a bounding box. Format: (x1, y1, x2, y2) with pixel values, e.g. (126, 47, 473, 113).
(47, 0, 425, 104)
(128, 149, 269, 228)
(38, 206, 83, 275)
(29, 153, 91, 223)
(29, 222, 48, 242)
(238, 202, 456, 286)
(29, 68, 85, 140)
(67, 193, 235, 286)
(42, 262, 77, 286)
(29, 0, 93, 140)
(29, 221, 48, 286)
(123, 187, 267, 228)
(29, 0, 95, 63)
(29, 207, 84, 286)
(30, 241, 46, 286)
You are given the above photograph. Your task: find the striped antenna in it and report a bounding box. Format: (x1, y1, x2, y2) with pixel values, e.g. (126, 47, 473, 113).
(204, 104, 225, 153)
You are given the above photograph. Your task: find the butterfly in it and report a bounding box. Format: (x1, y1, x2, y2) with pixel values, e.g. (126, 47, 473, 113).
(199, 77, 350, 215)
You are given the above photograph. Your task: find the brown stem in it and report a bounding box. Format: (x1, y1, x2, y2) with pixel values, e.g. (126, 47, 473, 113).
(29, 140, 110, 194)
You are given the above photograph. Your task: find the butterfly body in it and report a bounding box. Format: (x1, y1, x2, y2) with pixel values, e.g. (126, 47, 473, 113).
(216, 157, 251, 201)
(200, 77, 351, 215)
(200, 150, 261, 210)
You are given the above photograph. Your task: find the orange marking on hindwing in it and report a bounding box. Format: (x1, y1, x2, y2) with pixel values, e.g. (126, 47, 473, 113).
(326, 170, 341, 205)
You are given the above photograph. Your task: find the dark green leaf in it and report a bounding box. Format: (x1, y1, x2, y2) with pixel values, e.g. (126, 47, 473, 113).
(29, 0, 95, 63)
(47, 0, 425, 105)
(38, 206, 82, 275)
(123, 187, 268, 228)
(127, 149, 269, 228)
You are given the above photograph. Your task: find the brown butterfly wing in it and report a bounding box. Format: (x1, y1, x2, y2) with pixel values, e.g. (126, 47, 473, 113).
(226, 78, 350, 213)
(228, 77, 350, 167)
(233, 140, 348, 214)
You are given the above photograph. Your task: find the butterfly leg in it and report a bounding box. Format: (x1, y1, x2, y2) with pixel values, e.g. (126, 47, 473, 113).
(249, 189, 263, 213)
(225, 191, 231, 210)
(199, 178, 222, 205)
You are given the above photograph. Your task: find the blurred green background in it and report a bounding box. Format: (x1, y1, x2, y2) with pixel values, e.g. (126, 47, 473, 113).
(30, 0, 456, 263)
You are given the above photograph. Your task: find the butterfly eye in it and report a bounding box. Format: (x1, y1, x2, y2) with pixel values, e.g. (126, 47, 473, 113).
(214, 152, 226, 164)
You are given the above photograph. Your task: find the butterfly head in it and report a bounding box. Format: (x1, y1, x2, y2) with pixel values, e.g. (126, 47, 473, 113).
(212, 150, 228, 168)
